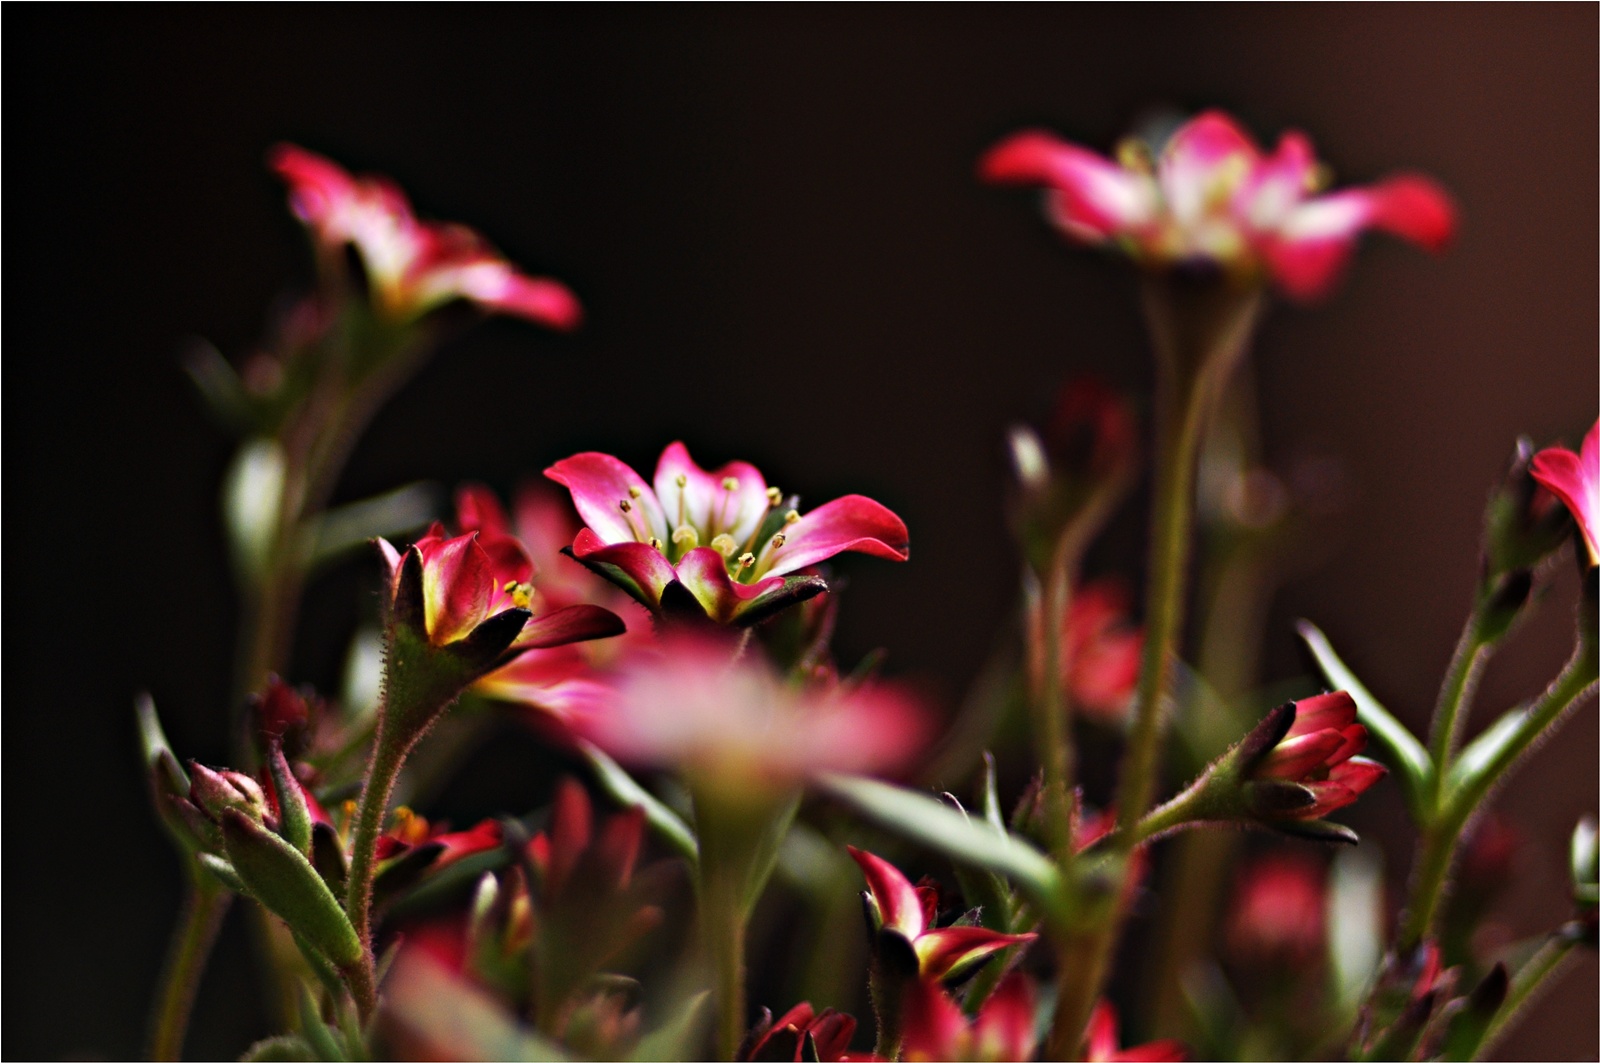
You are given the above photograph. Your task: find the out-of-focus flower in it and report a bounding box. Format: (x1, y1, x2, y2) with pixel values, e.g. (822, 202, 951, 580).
(1082, 1001, 1188, 1062)
(738, 1002, 873, 1062)
(900, 972, 1038, 1062)
(1225, 853, 1327, 967)
(269, 144, 581, 329)
(1239, 692, 1386, 826)
(848, 847, 1036, 981)
(981, 110, 1455, 301)
(583, 635, 930, 800)
(1062, 579, 1143, 723)
(546, 442, 909, 626)
(373, 809, 503, 869)
(1530, 419, 1599, 567)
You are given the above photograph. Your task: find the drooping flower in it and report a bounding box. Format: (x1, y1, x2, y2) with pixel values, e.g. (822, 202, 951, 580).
(848, 847, 1036, 982)
(546, 442, 909, 626)
(1237, 692, 1387, 835)
(269, 144, 582, 329)
(583, 635, 930, 800)
(1530, 418, 1600, 567)
(981, 110, 1456, 301)
(1082, 1001, 1188, 1062)
(1225, 853, 1327, 967)
(1062, 579, 1143, 723)
(737, 1003, 875, 1062)
(900, 972, 1038, 1063)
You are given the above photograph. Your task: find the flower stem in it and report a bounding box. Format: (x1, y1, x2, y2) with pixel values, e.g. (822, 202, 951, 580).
(1426, 612, 1490, 805)
(342, 716, 411, 1021)
(1474, 927, 1582, 1060)
(147, 879, 231, 1062)
(697, 827, 750, 1061)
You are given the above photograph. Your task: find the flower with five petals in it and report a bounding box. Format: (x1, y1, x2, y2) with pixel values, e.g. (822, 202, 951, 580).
(546, 442, 909, 626)
(981, 110, 1455, 302)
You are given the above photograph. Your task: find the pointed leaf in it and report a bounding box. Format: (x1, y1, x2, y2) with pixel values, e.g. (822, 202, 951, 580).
(266, 740, 312, 855)
(221, 810, 363, 967)
(302, 482, 439, 571)
(817, 774, 1060, 911)
(298, 984, 350, 1061)
(1298, 621, 1433, 817)
(580, 741, 699, 865)
(629, 990, 711, 1062)
(1447, 705, 1526, 799)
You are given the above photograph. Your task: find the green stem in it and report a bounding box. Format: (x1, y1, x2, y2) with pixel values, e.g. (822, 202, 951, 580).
(342, 716, 411, 1021)
(698, 835, 749, 1060)
(1474, 928, 1581, 1060)
(148, 880, 231, 1061)
(1426, 614, 1489, 804)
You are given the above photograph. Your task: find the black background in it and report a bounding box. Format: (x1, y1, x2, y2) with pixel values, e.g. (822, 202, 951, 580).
(9, 7, 1597, 1059)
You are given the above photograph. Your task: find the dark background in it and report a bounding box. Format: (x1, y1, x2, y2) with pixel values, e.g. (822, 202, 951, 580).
(9, 6, 1597, 1060)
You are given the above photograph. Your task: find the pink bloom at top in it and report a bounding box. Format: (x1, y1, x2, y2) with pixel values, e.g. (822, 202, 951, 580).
(546, 442, 909, 626)
(848, 847, 1036, 982)
(1062, 579, 1143, 723)
(583, 635, 931, 798)
(269, 144, 581, 329)
(900, 972, 1038, 1063)
(981, 110, 1456, 301)
(1082, 1001, 1188, 1062)
(1244, 692, 1386, 821)
(1225, 853, 1327, 967)
(1530, 418, 1600, 567)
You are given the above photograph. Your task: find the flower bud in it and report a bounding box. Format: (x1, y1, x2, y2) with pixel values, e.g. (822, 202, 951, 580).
(189, 762, 272, 826)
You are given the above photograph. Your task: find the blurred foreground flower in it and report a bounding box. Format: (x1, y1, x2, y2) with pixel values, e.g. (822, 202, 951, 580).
(270, 144, 582, 328)
(900, 972, 1038, 1063)
(1061, 579, 1143, 724)
(981, 110, 1455, 301)
(1530, 418, 1599, 567)
(1225, 853, 1326, 967)
(547, 442, 909, 625)
(1082, 1001, 1187, 1062)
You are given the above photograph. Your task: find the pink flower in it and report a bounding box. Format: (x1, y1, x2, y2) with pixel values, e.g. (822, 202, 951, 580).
(981, 110, 1456, 301)
(374, 810, 503, 870)
(1225, 854, 1327, 967)
(900, 972, 1038, 1062)
(269, 144, 581, 329)
(848, 847, 1036, 981)
(546, 442, 909, 626)
(583, 635, 931, 797)
(1062, 579, 1143, 723)
(1530, 418, 1599, 567)
(1242, 691, 1387, 822)
(738, 1003, 876, 1062)
(1082, 1001, 1188, 1062)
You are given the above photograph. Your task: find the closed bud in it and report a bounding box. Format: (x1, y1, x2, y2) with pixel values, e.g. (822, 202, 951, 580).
(189, 762, 271, 826)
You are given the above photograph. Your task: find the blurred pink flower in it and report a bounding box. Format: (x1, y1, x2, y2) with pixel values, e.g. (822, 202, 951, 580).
(1062, 579, 1143, 723)
(738, 1002, 875, 1062)
(848, 847, 1036, 981)
(1530, 418, 1599, 566)
(583, 636, 931, 796)
(1083, 1001, 1188, 1062)
(981, 110, 1455, 301)
(1225, 853, 1327, 967)
(900, 972, 1038, 1063)
(269, 144, 581, 328)
(546, 442, 909, 626)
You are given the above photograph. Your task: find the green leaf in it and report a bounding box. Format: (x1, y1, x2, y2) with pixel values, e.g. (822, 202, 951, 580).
(629, 990, 711, 1062)
(239, 1035, 317, 1062)
(298, 985, 349, 1061)
(739, 793, 801, 916)
(580, 742, 699, 866)
(1446, 706, 1525, 798)
(267, 741, 313, 856)
(224, 438, 287, 587)
(183, 338, 257, 434)
(221, 811, 363, 967)
(817, 774, 1060, 911)
(1298, 621, 1433, 818)
(301, 483, 438, 572)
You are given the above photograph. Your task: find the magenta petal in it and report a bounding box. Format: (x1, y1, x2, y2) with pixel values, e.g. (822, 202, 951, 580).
(674, 547, 783, 624)
(479, 273, 584, 331)
(1160, 110, 1261, 223)
(377, 537, 404, 592)
(763, 495, 910, 577)
(846, 847, 926, 939)
(546, 453, 668, 545)
(420, 533, 494, 644)
(570, 530, 679, 609)
(1329, 757, 1387, 797)
(652, 442, 770, 545)
(974, 973, 1037, 1061)
(1364, 173, 1458, 253)
(455, 484, 511, 538)
(511, 604, 626, 650)
(1531, 422, 1600, 564)
(980, 130, 1153, 240)
(1285, 691, 1357, 739)
(1257, 730, 1345, 781)
(1085, 1001, 1120, 1061)
(914, 926, 1037, 981)
(268, 143, 358, 229)
(900, 979, 968, 1061)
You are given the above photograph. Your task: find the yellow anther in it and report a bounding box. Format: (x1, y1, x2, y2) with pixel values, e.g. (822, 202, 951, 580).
(672, 525, 699, 548)
(766, 486, 783, 506)
(1115, 137, 1154, 174)
(675, 473, 688, 488)
(648, 536, 663, 551)
(627, 485, 642, 499)
(784, 509, 800, 525)
(770, 533, 786, 549)
(504, 580, 518, 592)
(510, 582, 534, 610)
(738, 552, 755, 569)
(722, 476, 740, 492)
(1308, 162, 1334, 193)
(711, 534, 738, 558)
(619, 498, 632, 512)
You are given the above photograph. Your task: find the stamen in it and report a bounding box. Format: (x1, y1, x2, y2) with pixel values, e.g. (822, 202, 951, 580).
(770, 533, 786, 549)
(737, 552, 755, 570)
(672, 525, 700, 549)
(648, 536, 663, 551)
(618, 498, 632, 513)
(627, 485, 642, 499)
(766, 486, 782, 506)
(784, 509, 801, 525)
(710, 534, 738, 558)
(674, 473, 688, 488)
(509, 582, 535, 609)
(1115, 137, 1154, 174)
(722, 477, 739, 492)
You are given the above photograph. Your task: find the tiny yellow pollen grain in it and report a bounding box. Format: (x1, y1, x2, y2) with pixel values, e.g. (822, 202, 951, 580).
(511, 583, 534, 609)
(784, 509, 800, 525)
(722, 477, 740, 492)
(627, 485, 642, 499)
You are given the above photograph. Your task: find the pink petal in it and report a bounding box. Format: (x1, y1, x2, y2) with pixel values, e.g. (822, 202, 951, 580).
(1326, 724, 1369, 767)
(846, 847, 926, 938)
(377, 537, 404, 594)
(570, 529, 680, 608)
(980, 130, 1154, 241)
(973, 973, 1037, 1062)
(1237, 131, 1317, 231)
(899, 978, 969, 1061)
(267, 144, 358, 229)
(455, 484, 511, 539)
(510, 603, 626, 650)
(419, 533, 494, 644)
(914, 926, 1037, 981)
(546, 778, 592, 898)
(1329, 757, 1387, 797)
(762, 494, 910, 578)
(1256, 730, 1345, 781)
(1365, 173, 1458, 253)
(673, 547, 784, 624)
(652, 442, 771, 546)
(546, 453, 668, 546)
(1159, 111, 1261, 225)
(1084, 1001, 1120, 1061)
(1531, 421, 1600, 564)
(1285, 691, 1357, 740)
(464, 265, 584, 331)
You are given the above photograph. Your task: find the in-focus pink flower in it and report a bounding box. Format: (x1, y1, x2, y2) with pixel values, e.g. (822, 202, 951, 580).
(900, 972, 1038, 1063)
(546, 442, 909, 626)
(1243, 691, 1386, 822)
(738, 1003, 875, 1063)
(1062, 579, 1143, 723)
(269, 144, 581, 329)
(583, 635, 931, 797)
(847, 847, 1036, 981)
(1530, 419, 1599, 567)
(1225, 853, 1326, 967)
(1082, 1001, 1188, 1062)
(981, 110, 1456, 301)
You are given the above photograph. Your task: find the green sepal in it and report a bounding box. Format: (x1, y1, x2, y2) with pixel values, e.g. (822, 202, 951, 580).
(298, 984, 349, 1061)
(1438, 962, 1507, 1062)
(135, 695, 206, 853)
(293, 929, 348, 1002)
(267, 739, 313, 856)
(729, 574, 829, 629)
(221, 810, 363, 968)
(629, 990, 711, 1062)
(198, 853, 248, 893)
(1299, 621, 1434, 821)
(1243, 780, 1319, 817)
(817, 774, 1061, 915)
(1271, 818, 1359, 845)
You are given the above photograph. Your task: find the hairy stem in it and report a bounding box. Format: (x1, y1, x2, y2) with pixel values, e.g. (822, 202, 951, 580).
(1426, 613, 1490, 805)
(342, 716, 411, 1021)
(1474, 928, 1582, 1060)
(148, 881, 231, 1062)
